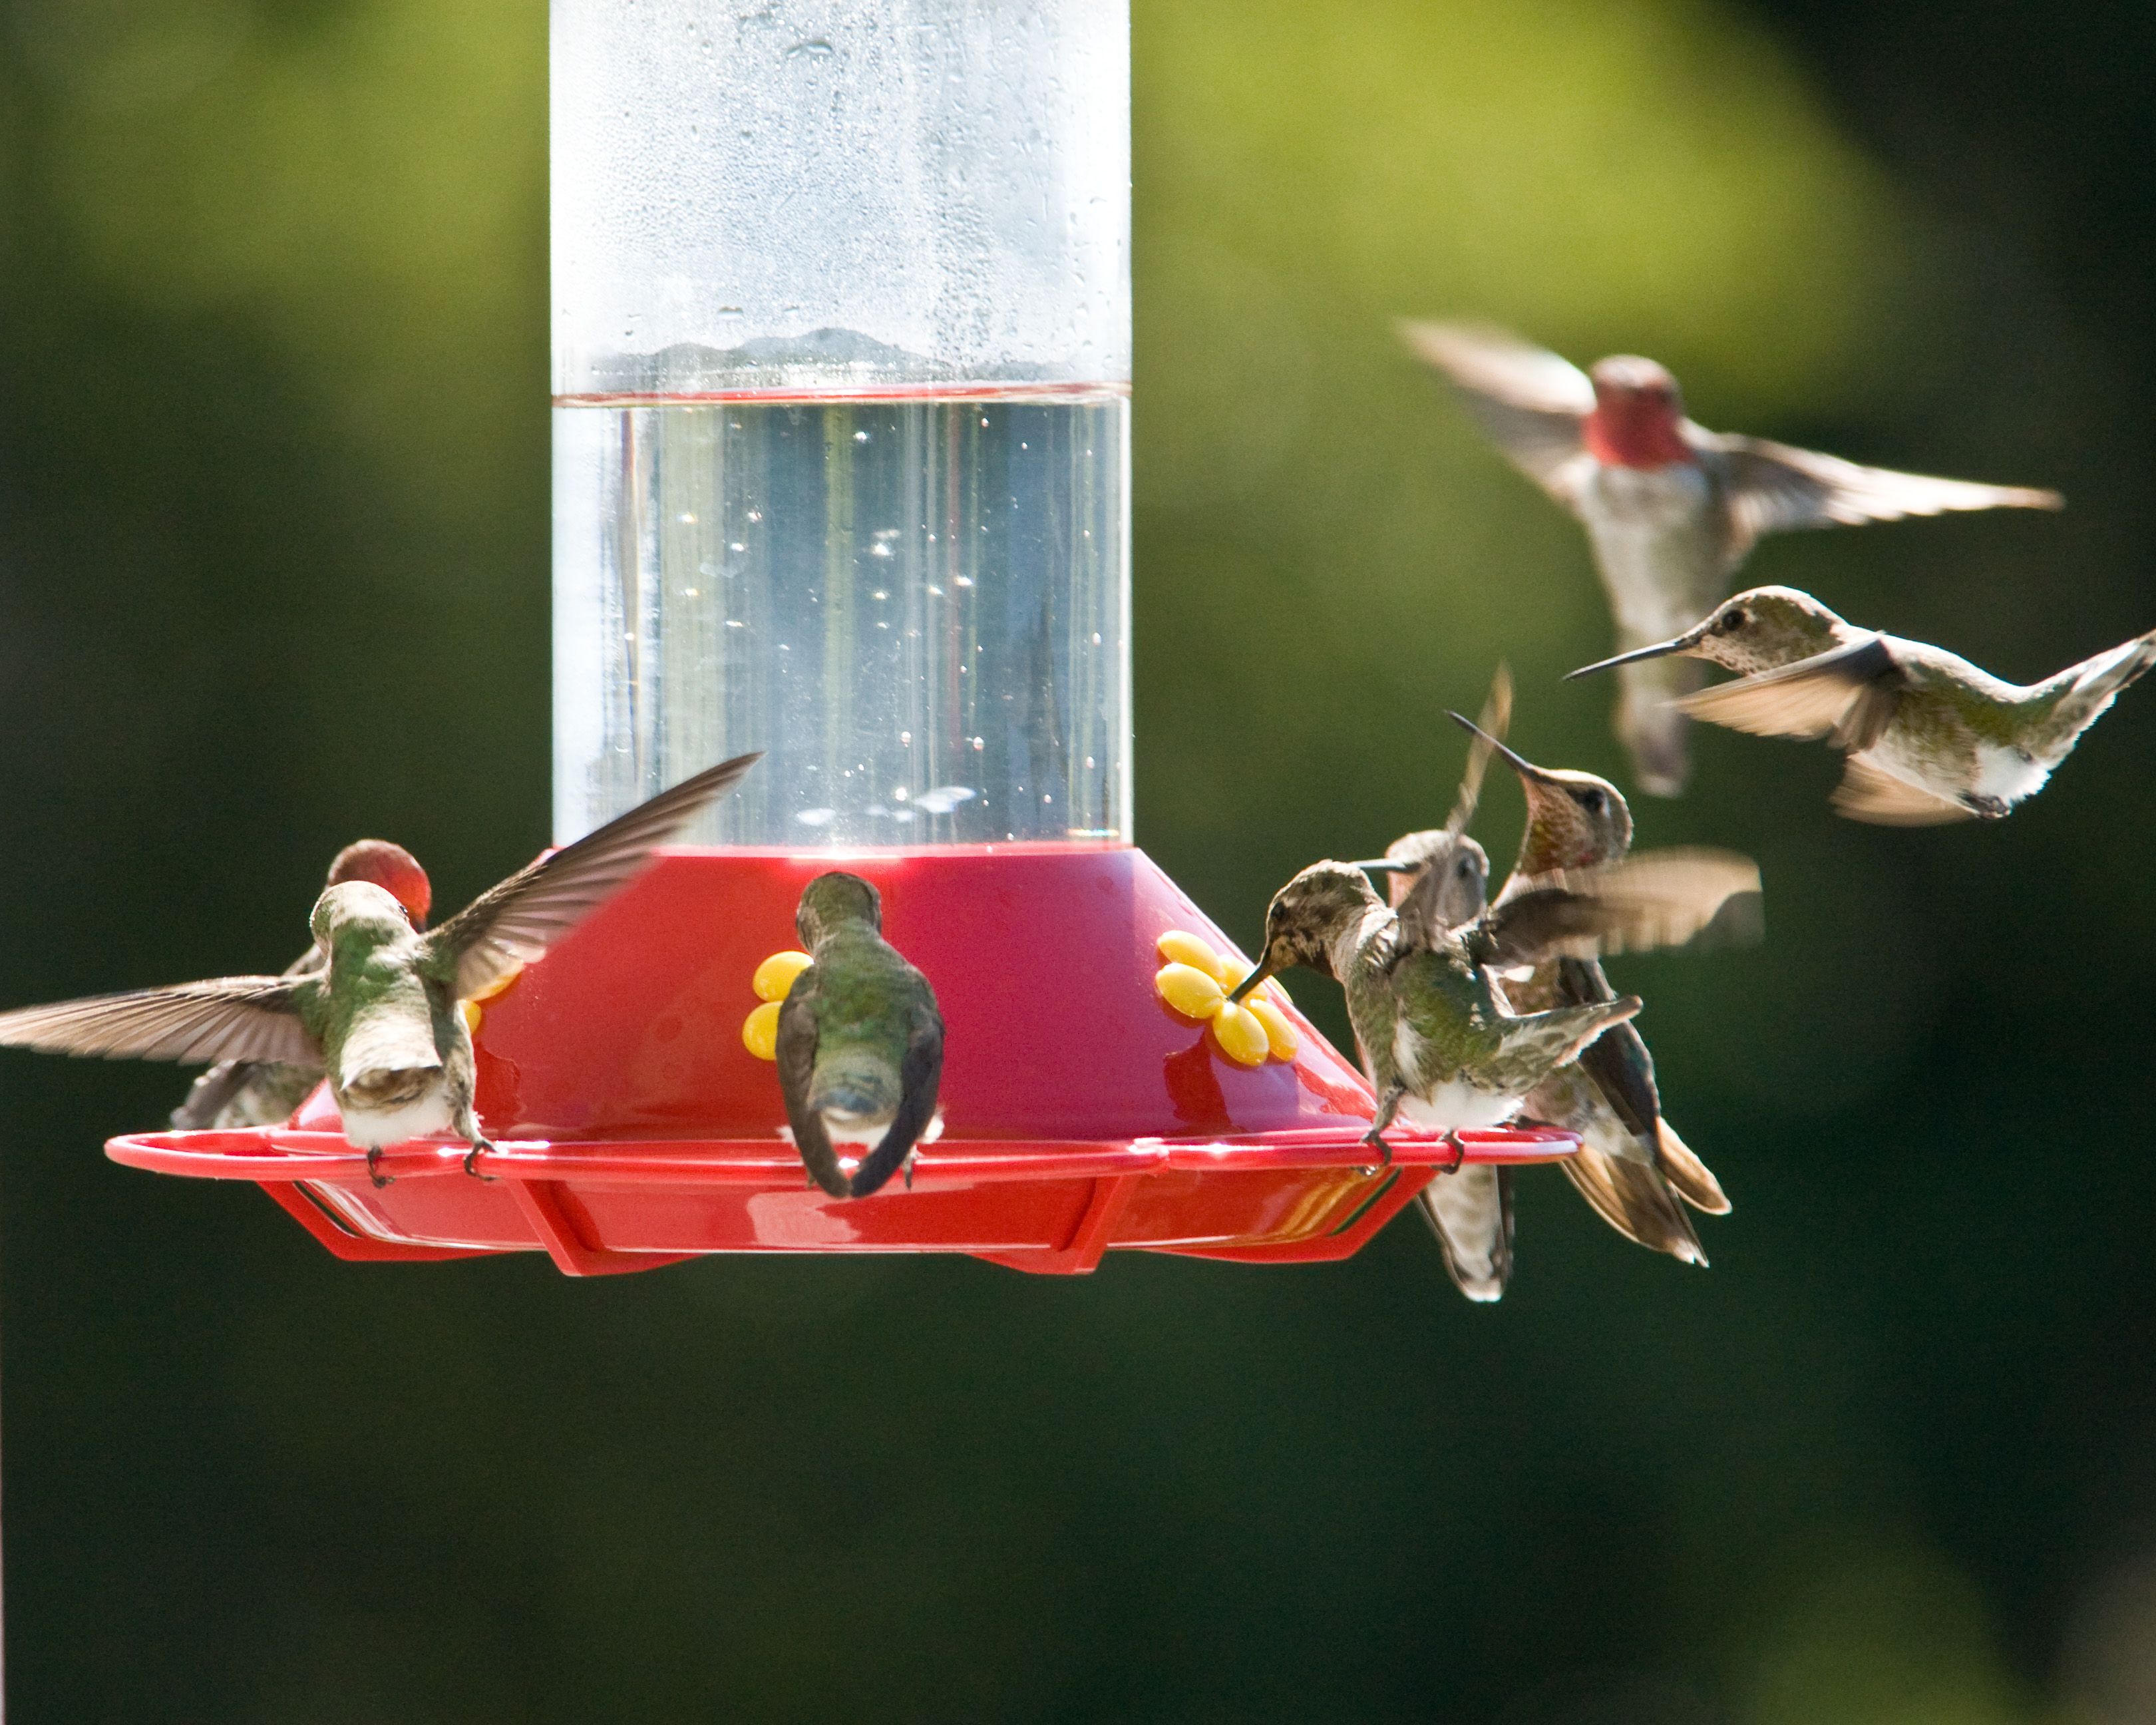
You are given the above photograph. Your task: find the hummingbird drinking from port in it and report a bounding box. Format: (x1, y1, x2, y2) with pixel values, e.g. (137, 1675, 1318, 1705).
(1230, 842, 1758, 1301)
(1568, 586, 2156, 823)
(168, 839, 433, 1132)
(775, 872, 945, 1200)
(1399, 320, 2062, 796)
(0, 753, 761, 1177)
(1454, 713, 1735, 1266)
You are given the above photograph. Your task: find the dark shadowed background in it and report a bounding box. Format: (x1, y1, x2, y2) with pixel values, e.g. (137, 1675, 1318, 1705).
(1, 1, 2153, 1719)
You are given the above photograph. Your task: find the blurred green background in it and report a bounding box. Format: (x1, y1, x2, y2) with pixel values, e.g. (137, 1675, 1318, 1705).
(1, 0, 2153, 1719)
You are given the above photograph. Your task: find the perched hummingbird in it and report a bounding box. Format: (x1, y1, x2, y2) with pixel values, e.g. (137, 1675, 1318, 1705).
(1351, 669, 1512, 1280)
(1400, 320, 2062, 795)
(0, 753, 761, 1177)
(775, 872, 945, 1200)
(1569, 585, 2156, 824)
(1230, 844, 1757, 1300)
(1454, 713, 1734, 1266)
(168, 839, 433, 1131)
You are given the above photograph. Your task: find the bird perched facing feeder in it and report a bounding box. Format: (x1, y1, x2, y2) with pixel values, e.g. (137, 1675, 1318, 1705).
(775, 872, 944, 1201)
(1399, 319, 2062, 796)
(0, 753, 759, 1177)
(1569, 585, 2156, 824)
(169, 838, 433, 1131)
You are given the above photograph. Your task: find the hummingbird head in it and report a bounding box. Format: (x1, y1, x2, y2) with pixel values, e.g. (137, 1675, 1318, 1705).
(327, 839, 431, 930)
(309, 879, 417, 964)
(1584, 355, 1692, 469)
(1566, 585, 1851, 681)
(1230, 862, 1382, 1002)
(1373, 829, 1490, 924)
(1447, 712, 1632, 874)
(796, 871, 882, 947)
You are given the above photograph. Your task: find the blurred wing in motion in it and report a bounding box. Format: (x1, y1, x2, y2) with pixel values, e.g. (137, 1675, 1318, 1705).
(1710, 433, 2062, 563)
(1831, 755, 1976, 826)
(1399, 320, 1594, 502)
(434, 751, 762, 1000)
(0, 977, 316, 1065)
(1678, 636, 1905, 751)
(1445, 662, 1514, 841)
(1478, 848, 1762, 965)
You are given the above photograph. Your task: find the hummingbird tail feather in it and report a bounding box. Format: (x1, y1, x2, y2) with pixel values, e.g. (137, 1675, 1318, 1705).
(1560, 1148, 1707, 1264)
(1616, 655, 1706, 798)
(1414, 1166, 1513, 1302)
(1654, 1119, 1730, 1214)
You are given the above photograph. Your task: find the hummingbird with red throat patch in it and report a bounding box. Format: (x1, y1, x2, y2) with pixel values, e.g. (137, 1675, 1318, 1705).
(1401, 320, 2062, 796)
(0, 754, 760, 1178)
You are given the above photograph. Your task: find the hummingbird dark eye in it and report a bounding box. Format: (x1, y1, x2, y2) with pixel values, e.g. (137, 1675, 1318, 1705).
(1718, 607, 1748, 634)
(1579, 789, 1607, 815)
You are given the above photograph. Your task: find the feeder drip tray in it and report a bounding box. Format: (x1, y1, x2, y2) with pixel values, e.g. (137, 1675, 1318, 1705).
(108, 847, 1576, 1276)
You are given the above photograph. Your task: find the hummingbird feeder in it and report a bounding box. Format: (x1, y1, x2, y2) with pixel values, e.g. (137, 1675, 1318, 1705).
(106, 0, 1577, 1275)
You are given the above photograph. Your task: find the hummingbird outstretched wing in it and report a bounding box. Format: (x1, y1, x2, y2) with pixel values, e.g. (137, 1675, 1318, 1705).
(1398, 321, 1593, 502)
(1678, 636, 1906, 752)
(429, 751, 762, 1000)
(848, 1005, 945, 1200)
(0, 976, 318, 1065)
(1706, 433, 2062, 563)
(171, 937, 330, 1129)
(1473, 848, 1762, 966)
(774, 982, 853, 1200)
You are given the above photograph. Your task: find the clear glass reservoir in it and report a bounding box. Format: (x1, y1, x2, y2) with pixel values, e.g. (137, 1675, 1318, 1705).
(552, 0, 1132, 847)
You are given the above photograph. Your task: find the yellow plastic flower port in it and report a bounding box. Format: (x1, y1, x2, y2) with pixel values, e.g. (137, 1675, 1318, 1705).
(1151, 930, 1296, 1066)
(743, 949, 814, 1061)
(743, 1000, 783, 1061)
(457, 960, 526, 1038)
(753, 950, 814, 1002)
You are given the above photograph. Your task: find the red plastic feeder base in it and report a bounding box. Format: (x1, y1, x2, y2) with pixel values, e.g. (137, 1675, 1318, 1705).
(106, 847, 1577, 1276)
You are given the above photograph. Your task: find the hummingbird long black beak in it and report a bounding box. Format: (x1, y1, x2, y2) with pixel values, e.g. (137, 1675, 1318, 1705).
(1446, 711, 1558, 785)
(1345, 859, 1413, 875)
(1564, 626, 1706, 680)
(1226, 956, 1277, 1006)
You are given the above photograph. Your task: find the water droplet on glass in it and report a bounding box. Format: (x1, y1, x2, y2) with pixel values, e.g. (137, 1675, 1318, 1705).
(795, 807, 838, 828)
(971, 736, 985, 751)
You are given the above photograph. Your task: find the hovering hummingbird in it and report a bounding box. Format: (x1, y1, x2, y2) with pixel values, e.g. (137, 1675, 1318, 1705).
(1230, 844, 1757, 1300)
(775, 872, 944, 1200)
(1453, 713, 1734, 1266)
(1399, 320, 2062, 795)
(1569, 585, 2156, 824)
(0, 753, 761, 1178)
(168, 839, 433, 1132)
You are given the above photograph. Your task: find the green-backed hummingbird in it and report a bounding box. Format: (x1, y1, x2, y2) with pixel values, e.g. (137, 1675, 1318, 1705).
(1401, 320, 2061, 795)
(169, 839, 433, 1132)
(1568, 585, 2156, 823)
(775, 872, 944, 1200)
(0, 753, 761, 1178)
(1230, 842, 1758, 1301)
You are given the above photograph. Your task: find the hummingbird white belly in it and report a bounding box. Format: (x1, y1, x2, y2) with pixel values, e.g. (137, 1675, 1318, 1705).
(338, 1083, 454, 1150)
(1862, 732, 2050, 809)
(1399, 1083, 1526, 1133)
(784, 1111, 945, 1151)
(1577, 463, 1719, 634)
